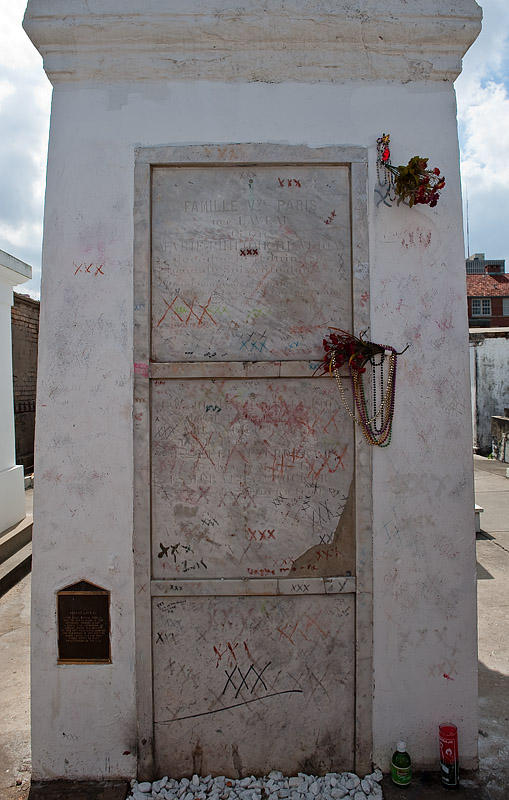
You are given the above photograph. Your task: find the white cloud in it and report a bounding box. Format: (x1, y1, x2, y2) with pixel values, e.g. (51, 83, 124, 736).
(455, 2, 509, 264)
(0, 0, 51, 299)
(0, 79, 15, 107)
(0, 2, 45, 72)
(0, 219, 43, 250)
(458, 81, 509, 190)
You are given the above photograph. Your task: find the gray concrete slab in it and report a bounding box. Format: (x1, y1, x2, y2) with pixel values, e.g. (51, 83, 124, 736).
(473, 455, 509, 478)
(28, 781, 128, 799)
(381, 771, 487, 798)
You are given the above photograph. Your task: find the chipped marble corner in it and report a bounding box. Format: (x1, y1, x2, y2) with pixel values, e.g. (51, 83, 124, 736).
(292, 480, 355, 577)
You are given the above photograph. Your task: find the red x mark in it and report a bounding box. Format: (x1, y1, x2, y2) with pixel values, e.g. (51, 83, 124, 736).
(157, 295, 216, 327)
(195, 296, 217, 325)
(305, 445, 348, 481)
(189, 431, 215, 467)
(224, 433, 250, 471)
(277, 621, 299, 646)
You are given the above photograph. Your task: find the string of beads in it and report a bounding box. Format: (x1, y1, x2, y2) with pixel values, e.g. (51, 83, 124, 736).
(331, 346, 397, 447)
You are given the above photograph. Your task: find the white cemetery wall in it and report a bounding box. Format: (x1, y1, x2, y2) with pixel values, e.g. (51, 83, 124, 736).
(470, 330, 509, 453)
(0, 253, 31, 532)
(25, 0, 481, 781)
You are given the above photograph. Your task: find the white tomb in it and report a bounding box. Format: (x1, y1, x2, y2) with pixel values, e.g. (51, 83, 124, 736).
(23, 0, 482, 784)
(0, 249, 31, 533)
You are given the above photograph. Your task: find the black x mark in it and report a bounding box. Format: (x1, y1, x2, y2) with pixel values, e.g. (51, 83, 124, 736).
(221, 662, 271, 698)
(158, 542, 169, 559)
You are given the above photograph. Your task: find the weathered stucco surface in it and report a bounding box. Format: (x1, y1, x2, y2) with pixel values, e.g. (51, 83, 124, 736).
(470, 331, 509, 453)
(23, 0, 481, 84)
(153, 595, 356, 777)
(152, 379, 354, 581)
(24, 0, 482, 782)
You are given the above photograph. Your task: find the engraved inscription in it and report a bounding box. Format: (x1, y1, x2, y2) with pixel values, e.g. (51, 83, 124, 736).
(57, 582, 111, 663)
(151, 165, 351, 361)
(62, 609, 107, 643)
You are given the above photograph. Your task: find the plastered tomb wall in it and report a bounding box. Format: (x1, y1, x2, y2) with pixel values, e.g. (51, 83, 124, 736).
(27, 76, 479, 779)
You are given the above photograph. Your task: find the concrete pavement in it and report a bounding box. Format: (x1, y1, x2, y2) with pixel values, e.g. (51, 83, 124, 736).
(474, 456, 509, 800)
(0, 457, 507, 799)
(0, 572, 31, 800)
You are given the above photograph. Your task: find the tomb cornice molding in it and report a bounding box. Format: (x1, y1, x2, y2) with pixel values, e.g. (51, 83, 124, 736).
(23, 1, 482, 85)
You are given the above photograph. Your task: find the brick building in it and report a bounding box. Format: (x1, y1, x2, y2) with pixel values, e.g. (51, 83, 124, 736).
(466, 253, 509, 327)
(11, 292, 40, 472)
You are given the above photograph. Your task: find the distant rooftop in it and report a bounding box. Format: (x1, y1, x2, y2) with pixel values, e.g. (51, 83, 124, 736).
(0, 249, 32, 285)
(466, 273, 509, 297)
(466, 252, 506, 275)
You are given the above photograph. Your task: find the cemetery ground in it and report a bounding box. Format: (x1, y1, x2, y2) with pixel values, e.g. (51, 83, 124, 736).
(0, 456, 507, 800)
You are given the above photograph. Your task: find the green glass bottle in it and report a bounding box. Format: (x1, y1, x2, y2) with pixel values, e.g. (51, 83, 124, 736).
(391, 741, 412, 786)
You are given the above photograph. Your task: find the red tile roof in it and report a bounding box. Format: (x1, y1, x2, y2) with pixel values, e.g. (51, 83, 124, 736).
(467, 273, 509, 297)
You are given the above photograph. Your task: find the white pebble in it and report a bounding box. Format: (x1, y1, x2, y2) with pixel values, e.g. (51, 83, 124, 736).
(344, 775, 360, 791)
(131, 771, 378, 800)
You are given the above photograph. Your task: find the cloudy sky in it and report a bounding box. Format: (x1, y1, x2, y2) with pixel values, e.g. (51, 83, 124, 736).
(1, 1, 508, 298)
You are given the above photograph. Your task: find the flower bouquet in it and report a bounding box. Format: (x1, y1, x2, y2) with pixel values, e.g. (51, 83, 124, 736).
(377, 133, 445, 208)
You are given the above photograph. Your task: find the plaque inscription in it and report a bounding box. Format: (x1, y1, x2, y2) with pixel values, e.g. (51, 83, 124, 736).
(57, 581, 111, 664)
(151, 165, 352, 362)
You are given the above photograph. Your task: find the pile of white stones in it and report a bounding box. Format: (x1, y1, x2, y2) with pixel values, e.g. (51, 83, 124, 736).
(128, 770, 384, 800)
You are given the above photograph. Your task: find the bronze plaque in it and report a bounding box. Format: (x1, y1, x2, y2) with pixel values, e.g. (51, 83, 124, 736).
(57, 581, 111, 664)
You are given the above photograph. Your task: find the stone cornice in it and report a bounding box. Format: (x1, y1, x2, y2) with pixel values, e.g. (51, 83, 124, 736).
(23, 1, 482, 85)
